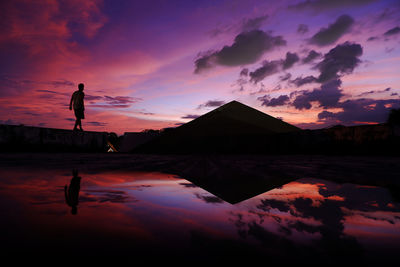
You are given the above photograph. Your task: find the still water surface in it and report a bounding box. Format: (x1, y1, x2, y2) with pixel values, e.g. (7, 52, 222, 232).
(0, 169, 399, 261)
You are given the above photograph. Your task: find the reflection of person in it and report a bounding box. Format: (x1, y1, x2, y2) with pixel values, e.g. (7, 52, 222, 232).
(69, 83, 85, 131)
(64, 169, 81, 215)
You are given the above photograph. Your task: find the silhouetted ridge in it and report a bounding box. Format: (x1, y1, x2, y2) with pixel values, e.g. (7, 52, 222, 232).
(134, 101, 300, 153)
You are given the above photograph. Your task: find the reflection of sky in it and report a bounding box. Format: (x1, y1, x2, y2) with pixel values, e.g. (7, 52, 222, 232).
(0, 169, 399, 260)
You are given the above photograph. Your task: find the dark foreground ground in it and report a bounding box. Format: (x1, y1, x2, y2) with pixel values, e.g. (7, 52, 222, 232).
(1, 152, 399, 202)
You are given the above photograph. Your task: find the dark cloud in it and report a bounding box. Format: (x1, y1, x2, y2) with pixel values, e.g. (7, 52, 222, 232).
(288, 0, 377, 12)
(282, 52, 300, 69)
(36, 89, 63, 95)
(181, 114, 200, 119)
(384, 26, 400, 36)
(85, 94, 103, 101)
(297, 24, 309, 34)
(193, 50, 215, 72)
(87, 121, 107, 127)
(249, 87, 268, 96)
(302, 50, 322, 64)
(374, 7, 400, 25)
(318, 98, 400, 124)
(249, 60, 281, 83)
(50, 80, 75, 87)
(35, 92, 139, 108)
(23, 111, 40, 117)
(240, 68, 249, 76)
(136, 110, 155, 116)
(89, 104, 131, 109)
(258, 94, 290, 107)
(309, 15, 354, 46)
(241, 14, 269, 31)
(103, 96, 141, 105)
(357, 87, 391, 97)
(290, 75, 317, 87)
(292, 79, 343, 110)
(4, 78, 74, 96)
(367, 36, 379, 42)
(0, 76, 35, 96)
(194, 30, 286, 73)
(197, 100, 226, 109)
(316, 41, 363, 83)
(292, 92, 312, 110)
(279, 73, 292, 82)
(248, 51, 299, 83)
(0, 119, 21, 125)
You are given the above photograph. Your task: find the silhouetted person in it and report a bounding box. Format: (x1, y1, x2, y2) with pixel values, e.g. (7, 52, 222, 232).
(69, 83, 85, 131)
(64, 169, 81, 215)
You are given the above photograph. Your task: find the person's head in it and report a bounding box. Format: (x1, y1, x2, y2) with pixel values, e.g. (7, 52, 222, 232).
(78, 83, 84, 91)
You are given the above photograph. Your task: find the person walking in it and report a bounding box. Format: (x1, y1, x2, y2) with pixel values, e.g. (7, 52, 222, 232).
(69, 83, 85, 131)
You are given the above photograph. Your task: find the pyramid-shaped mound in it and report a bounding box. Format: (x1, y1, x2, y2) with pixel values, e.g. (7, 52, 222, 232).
(178, 100, 299, 136)
(134, 100, 300, 153)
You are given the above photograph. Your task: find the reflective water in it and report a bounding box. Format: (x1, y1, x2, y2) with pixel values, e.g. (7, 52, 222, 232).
(0, 169, 399, 262)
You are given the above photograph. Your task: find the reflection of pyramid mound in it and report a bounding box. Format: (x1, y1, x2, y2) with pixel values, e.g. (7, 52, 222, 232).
(135, 101, 300, 153)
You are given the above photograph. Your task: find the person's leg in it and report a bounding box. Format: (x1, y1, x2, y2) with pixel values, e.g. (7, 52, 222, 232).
(79, 119, 83, 131)
(73, 119, 78, 130)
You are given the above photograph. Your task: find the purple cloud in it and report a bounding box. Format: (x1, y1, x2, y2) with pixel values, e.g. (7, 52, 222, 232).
(194, 30, 286, 73)
(309, 15, 354, 46)
(288, 0, 377, 12)
(292, 79, 343, 110)
(103, 96, 142, 105)
(249, 60, 281, 83)
(181, 114, 200, 119)
(318, 98, 400, 124)
(258, 94, 290, 107)
(302, 50, 322, 64)
(290, 75, 318, 87)
(384, 26, 400, 36)
(316, 41, 363, 83)
(197, 100, 226, 109)
(282, 52, 300, 69)
(297, 24, 309, 34)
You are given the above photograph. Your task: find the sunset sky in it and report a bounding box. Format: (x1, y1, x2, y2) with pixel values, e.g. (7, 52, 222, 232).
(1, 0, 400, 134)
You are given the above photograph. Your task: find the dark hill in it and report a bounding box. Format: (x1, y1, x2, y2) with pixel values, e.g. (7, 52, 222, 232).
(177, 100, 300, 136)
(134, 101, 300, 153)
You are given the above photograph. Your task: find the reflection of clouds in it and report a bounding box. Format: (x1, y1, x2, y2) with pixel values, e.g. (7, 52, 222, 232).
(127, 185, 152, 191)
(257, 199, 291, 212)
(82, 189, 137, 203)
(194, 193, 224, 204)
(30, 186, 65, 205)
(179, 182, 198, 188)
(228, 178, 400, 258)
